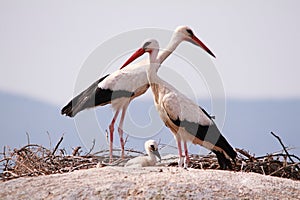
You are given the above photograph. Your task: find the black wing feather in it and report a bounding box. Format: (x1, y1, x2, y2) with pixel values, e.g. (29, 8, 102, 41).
(169, 107, 237, 169)
(61, 74, 134, 117)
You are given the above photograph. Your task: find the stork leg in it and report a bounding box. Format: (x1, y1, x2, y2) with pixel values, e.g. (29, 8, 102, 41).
(118, 104, 128, 159)
(183, 141, 190, 168)
(109, 110, 120, 163)
(175, 136, 184, 167)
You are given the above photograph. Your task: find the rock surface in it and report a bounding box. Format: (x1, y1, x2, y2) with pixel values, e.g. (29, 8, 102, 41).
(1, 167, 299, 199)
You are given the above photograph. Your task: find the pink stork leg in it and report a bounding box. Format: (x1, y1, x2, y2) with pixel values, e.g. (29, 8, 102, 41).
(109, 110, 120, 163)
(183, 141, 190, 168)
(118, 104, 129, 159)
(175, 135, 184, 167)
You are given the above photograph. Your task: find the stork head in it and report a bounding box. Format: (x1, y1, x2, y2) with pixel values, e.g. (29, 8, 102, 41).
(173, 25, 216, 58)
(141, 39, 159, 53)
(145, 139, 161, 161)
(120, 39, 159, 69)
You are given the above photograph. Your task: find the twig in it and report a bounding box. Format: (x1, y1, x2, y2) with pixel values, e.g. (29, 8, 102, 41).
(101, 158, 125, 166)
(125, 148, 144, 155)
(14, 159, 35, 174)
(47, 131, 52, 149)
(271, 147, 296, 155)
(124, 134, 129, 146)
(3, 146, 6, 158)
(157, 138, 161, 146)
(86, 139, 96, 155)
(260, 166, 265, 175)
(26, 132, 30, 145)
(2, 171, 19, 178)
(269, 162, 300, 176)
(236, 148, 256, 161)
(158, 143, 178, 150)
(270, 132, 299, 170)
(0, 158, 13, 163)
(105, 129, 109, 144)
(52, 136, 64, 155)
(72, 147, 81, 156)
(255, 153, 300, 162)
(70, 163, 97, 172)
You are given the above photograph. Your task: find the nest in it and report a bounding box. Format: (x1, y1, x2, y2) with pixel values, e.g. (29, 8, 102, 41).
(0, 139, 99, 181)
(183, 148, 300, 181)
(1, 132, 299, 181)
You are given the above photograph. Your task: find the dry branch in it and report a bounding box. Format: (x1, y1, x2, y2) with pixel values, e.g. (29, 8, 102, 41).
(85, 139, 96, 156)
(72, 147, 81, 156)
(271, 131, 300, 171)
(52, 136, 64, 155)
(0, 143, 99, 181)
(1, 131, 299, 182)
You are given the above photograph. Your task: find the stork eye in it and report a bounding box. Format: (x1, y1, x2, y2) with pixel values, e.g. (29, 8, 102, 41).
(186, 29, 193, 36)
(150, 145, 155, 150)
(143, 41, 151, 49)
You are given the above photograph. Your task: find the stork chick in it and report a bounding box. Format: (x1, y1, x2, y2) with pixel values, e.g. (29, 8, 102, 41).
(125, 140, 161, 167)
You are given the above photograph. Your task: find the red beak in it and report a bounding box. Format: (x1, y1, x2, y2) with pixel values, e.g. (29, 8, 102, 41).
(120, 48, 146, 69)
(191, 35, 216, 58)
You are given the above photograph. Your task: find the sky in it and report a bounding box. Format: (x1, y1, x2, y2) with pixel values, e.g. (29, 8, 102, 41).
(1, 1, 300, 159)
(1, 1, 300, 106)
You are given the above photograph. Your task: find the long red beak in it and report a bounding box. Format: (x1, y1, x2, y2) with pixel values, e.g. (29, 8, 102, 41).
(191, 35, 216, 58)
(120, 48, 146, 69)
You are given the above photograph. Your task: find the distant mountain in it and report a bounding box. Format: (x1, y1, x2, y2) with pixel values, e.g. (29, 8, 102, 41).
(224, 99, 300, 156)
(0, 92, 81, 152)
(0, 91, 299, 157)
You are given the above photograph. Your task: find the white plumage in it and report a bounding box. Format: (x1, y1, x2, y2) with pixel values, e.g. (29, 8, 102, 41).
(62, 26, 214, 163)
(125, 140, 161, 167)
(121, 39, 237, 169)
(99, 61, 147, 91)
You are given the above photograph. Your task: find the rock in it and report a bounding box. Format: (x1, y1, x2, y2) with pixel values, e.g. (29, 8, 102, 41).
(0, 167, 299, 199)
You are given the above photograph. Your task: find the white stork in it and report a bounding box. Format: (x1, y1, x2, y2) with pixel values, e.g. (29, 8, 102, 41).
(125, 140, 161, 167)
(120, 39, 237, 169)
(61, 26, 215, 162)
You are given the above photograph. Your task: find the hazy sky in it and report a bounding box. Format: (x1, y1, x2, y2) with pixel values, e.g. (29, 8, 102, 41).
(1, 1, 300, 106)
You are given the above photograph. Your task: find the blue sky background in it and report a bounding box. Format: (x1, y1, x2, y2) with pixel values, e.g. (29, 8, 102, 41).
(1, 1, 300, 104)
(1, 1, 300, 157)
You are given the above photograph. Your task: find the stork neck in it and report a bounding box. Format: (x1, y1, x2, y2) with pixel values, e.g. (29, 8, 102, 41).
(157, 34, 182, 63)
(146, 50, 160, 85)
(147, 150, 157, 162)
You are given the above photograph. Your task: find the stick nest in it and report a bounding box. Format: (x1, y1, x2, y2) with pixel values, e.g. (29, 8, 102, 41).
(1, 133, 299, 181)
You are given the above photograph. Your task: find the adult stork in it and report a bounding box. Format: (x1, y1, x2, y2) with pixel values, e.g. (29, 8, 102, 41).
(120, 39, 237, 169)
(61, 26, 215, 162)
